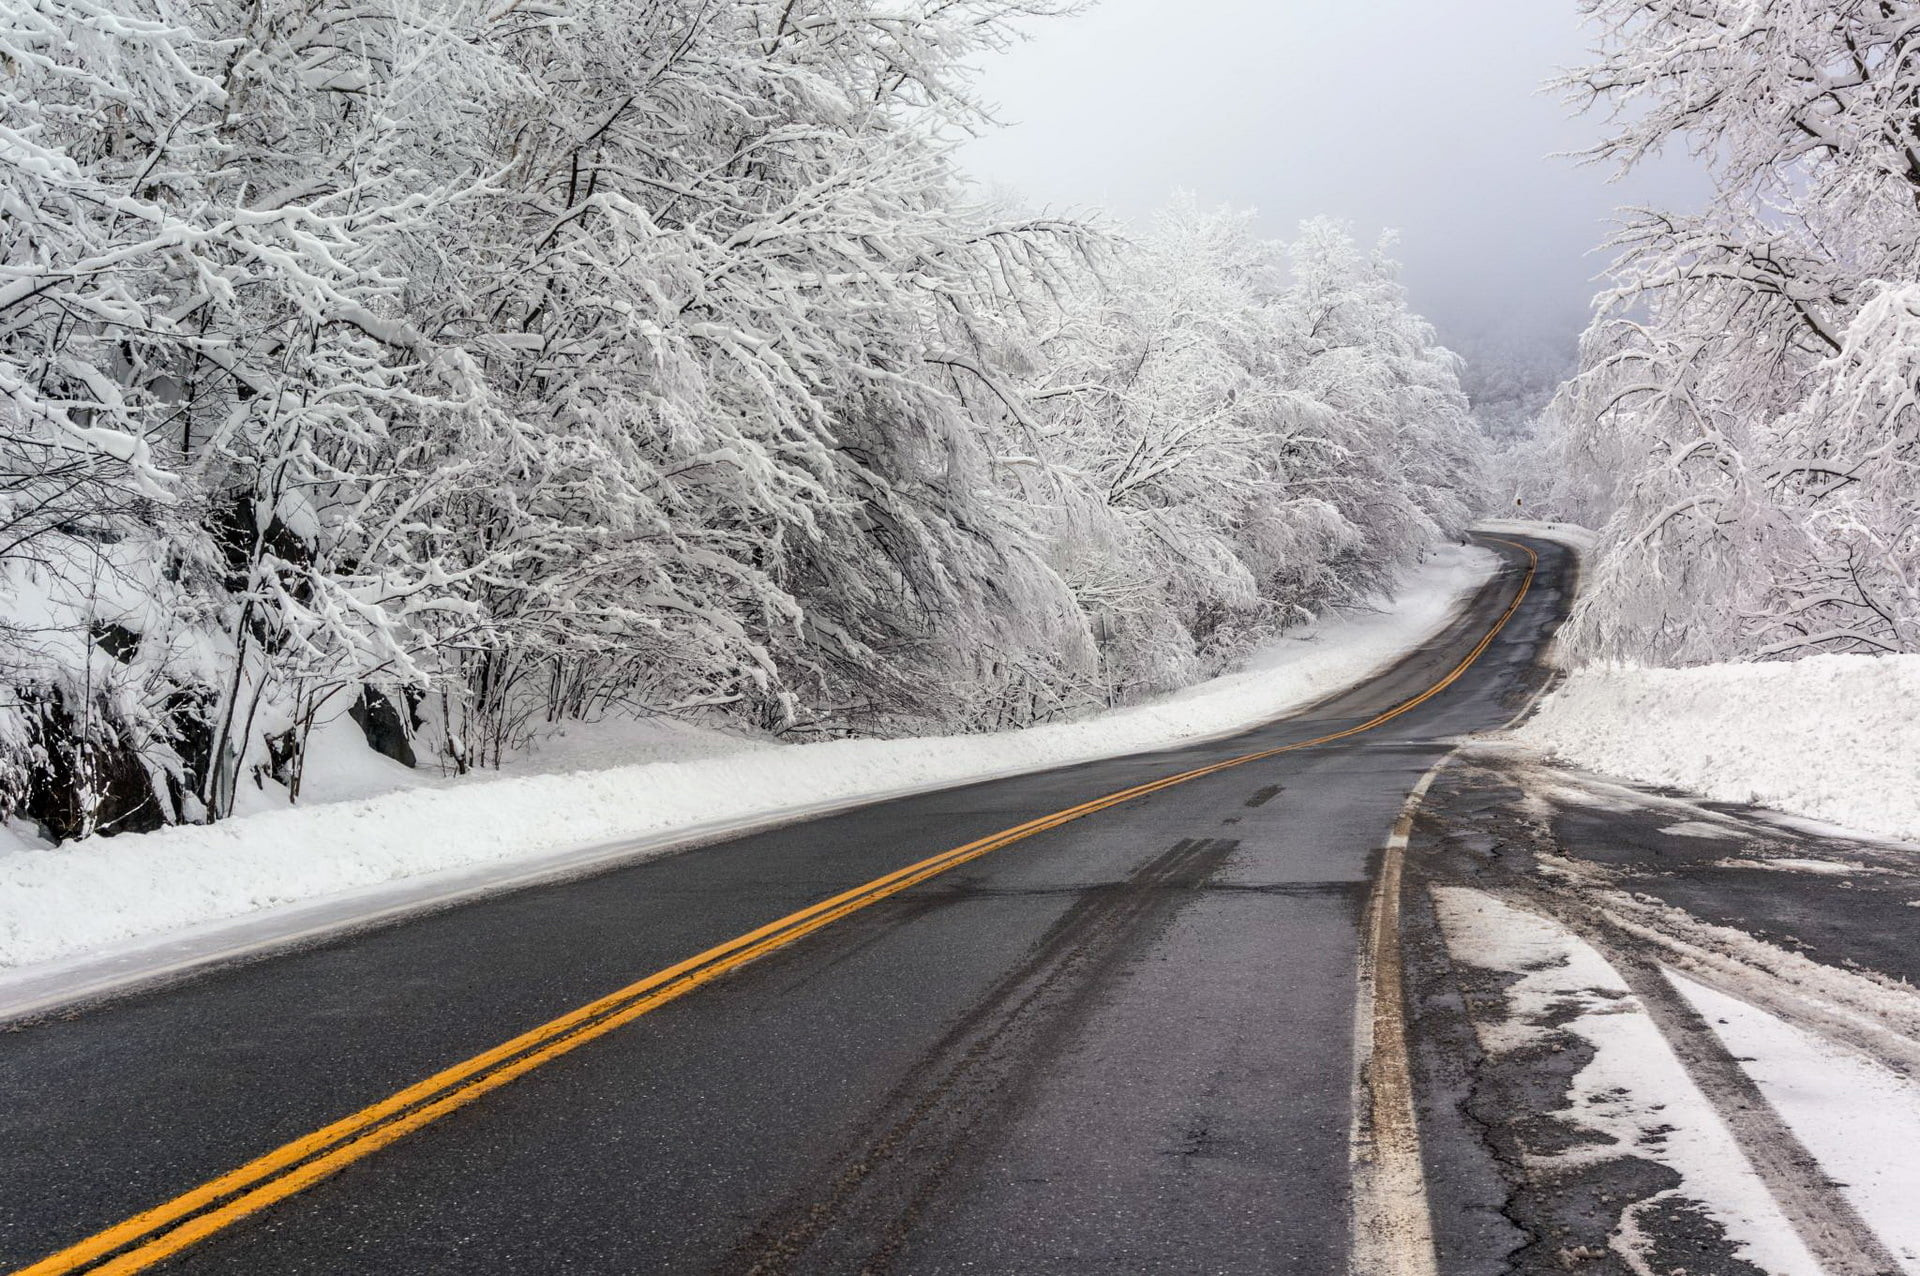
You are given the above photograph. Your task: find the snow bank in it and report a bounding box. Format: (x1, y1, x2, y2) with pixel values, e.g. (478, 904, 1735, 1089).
(0, 546, 1496, 971)
(1516, 654, 1920, 845)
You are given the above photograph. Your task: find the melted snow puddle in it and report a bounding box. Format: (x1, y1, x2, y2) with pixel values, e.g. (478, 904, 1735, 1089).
(1667, 973, 1920, 1273)
(1430, 887, 1819, 1275)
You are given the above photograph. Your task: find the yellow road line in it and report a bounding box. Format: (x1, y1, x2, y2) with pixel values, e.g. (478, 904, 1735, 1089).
(16, 539, 1539, 1276)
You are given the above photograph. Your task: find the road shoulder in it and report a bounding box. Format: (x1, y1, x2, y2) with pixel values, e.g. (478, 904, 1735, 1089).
(1404, 747, 1920, 1275)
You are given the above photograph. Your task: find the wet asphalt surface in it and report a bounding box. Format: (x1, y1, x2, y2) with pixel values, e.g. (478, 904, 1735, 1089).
(1536, 790, 1920, 987)
(0, 535, 1572, 1275)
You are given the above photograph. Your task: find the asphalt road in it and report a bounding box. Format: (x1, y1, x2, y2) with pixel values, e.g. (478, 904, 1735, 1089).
(0, 534, 1574, 1276)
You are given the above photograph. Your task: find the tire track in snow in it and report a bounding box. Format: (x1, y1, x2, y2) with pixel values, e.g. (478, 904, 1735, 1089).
(1489, 886, 1906, 1276)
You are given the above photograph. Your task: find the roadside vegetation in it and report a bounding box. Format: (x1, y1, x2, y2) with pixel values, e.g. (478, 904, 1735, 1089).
(1503, 0, 1920, 665)
(1, 0, 1481, 841)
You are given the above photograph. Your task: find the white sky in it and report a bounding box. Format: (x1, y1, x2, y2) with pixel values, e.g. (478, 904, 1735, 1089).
(958, 0, 1706, 358)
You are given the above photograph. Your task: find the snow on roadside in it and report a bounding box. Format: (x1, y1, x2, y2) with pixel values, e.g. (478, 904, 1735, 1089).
(0, 546, 1495, 971)
(228, 707, 772, 815)
(1515, 654, 1920, 845)
(1666, 972, 1920, 1273)
(1471, 516, 1599, 554)
(1430, 887, 1820, 1276)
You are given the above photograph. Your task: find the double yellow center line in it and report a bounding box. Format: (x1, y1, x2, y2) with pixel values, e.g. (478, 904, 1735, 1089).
(17, 540, 1537, 1276)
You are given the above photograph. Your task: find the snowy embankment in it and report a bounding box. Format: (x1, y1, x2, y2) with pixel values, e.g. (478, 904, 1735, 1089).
(1516, 654, 1920, 845)
(0, 546, 1496, 972)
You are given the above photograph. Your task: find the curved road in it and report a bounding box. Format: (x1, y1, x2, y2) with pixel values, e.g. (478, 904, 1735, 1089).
(0, 535, 1574, 1275)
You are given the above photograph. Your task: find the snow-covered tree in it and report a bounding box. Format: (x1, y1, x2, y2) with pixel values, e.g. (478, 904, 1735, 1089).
(1454, 328, 1575, 442)
(1538, 0, 1920, 663)
(406, 0, 1093, 753)
(964, 202, 1483, 718)
(0, 0, 1484, 840)
(2, 0, 473, 827)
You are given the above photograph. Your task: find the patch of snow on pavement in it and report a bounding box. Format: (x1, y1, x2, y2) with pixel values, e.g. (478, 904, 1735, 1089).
(1667, 971, 1920, 1273)
(0, 546, 1496, 971)
(1516, 654, 1920, 846)
(1430, 887, 1820, 1276)
(1713, 857, 1881, 876)
(1659, 821, 1745, 840)
(1563, 880, 1920, 1052)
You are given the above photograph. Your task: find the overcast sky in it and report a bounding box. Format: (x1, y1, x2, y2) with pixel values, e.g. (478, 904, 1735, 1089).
(959, 0, 1707, 361)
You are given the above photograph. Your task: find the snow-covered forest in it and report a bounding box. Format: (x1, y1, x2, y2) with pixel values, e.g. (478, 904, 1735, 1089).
(1508, 0, 1920, 665)
(1454, 329, 1573, 443)
(0, 0, 1482, 840)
